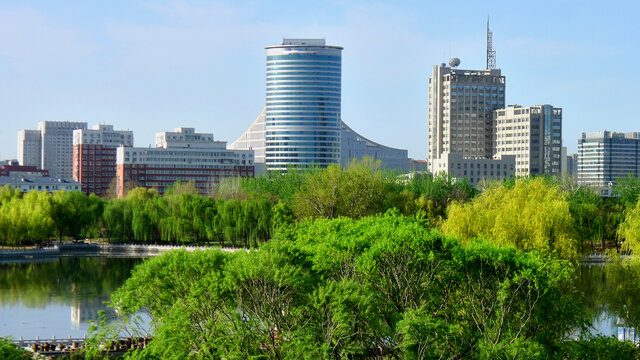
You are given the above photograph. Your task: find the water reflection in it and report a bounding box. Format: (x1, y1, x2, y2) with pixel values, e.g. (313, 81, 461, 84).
(0, 257, 143, 338)
(577, 260, 640, 342)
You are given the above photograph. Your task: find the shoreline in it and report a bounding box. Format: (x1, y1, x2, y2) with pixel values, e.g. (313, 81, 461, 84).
(0, 243, 240, 261)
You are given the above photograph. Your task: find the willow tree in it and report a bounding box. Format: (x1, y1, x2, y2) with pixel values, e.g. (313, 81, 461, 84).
(618, 197, 640, 254)
(442, 178, 577, 259)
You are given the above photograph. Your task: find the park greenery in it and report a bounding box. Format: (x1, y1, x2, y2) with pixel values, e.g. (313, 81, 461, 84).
(2, 160, 640, 259)
(5, 161, 640, 358)
(84, 214, 640, 359)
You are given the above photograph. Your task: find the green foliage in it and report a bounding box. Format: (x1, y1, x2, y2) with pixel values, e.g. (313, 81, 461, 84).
(0, 337, 30, 359)
(442, 178, 578, 259)
(614, 173, 640, 209)
(93, 213, 584, 359)
(556, 336, 640, 360)
(618, 197, 640, 254)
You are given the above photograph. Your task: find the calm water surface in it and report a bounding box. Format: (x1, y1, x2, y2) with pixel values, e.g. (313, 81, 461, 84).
(1, 256, 639, 341)
(0, 256, 144, 339)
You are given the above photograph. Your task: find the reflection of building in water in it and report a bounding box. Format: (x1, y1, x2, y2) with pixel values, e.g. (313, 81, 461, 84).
(71, 296, 112, 330)
(617, 318, 639, 343)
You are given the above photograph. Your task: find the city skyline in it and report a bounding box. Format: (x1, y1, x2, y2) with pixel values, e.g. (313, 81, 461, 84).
(1, 0, 639, 161)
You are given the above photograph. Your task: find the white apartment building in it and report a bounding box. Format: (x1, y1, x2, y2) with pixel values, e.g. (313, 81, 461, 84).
(39, 121, 88, 179)
(73, 125, 133, 147)
(229, 108, 266, 174)
(430, 153, 515, 185)
(116, 127, 254, 197)
(17, 129, 42, 167)
(18, 121, 88, 178)
(494, 105, 562, 176)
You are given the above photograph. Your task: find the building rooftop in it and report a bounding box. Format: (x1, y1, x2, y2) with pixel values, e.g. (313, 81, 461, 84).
(581, 130, 640, 140)
(0, 176, 79, 186)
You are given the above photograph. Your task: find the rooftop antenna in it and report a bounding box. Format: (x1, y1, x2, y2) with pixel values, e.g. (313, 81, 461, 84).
(486, 15, 496, 69)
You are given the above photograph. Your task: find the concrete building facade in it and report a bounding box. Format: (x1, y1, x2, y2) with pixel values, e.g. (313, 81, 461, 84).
(73, 125, 134, 196)
(428, 63, 505, 165)
(566, 153, 578, 178)
(116, 127, 254, 197)
(577, 131, 640, 188)
(430, 153, 515, 185)
(340, 122, 408, 172)
(17, 130, 42, 168)
(18, 121, 88, 179)
(39, 121, 88, 179)
(494, 104, 562, 176)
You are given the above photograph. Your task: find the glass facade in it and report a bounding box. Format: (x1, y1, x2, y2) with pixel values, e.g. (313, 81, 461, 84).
(265, 40, 342, 171)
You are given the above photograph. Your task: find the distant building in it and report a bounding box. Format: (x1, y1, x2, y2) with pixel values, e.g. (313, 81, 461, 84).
(229, 108, 266, 174)
(0, 167, 80, 192)
(566, 153, 578, 178)
(427, 60, 508, 181)
(577, 131, 640, 188)
(408, 159, 429, 173)
(231, 38, 408, 173)
(73, 125, 134, 196)
(0, 177, 80, 192)
(428, 62, 505, 164)
(39, 121, 88, 179)
(17, 130, 42, 167)
(430, 153, 515, 186)
(340, 123, 408, 172)
(0, 164, 49, 177)
(264, 39, 343, 171)
(493, 104, 562, 176)
(116, 127, 254, 197)
(0, 159, 18, 166)
(17, 121, 88, 179)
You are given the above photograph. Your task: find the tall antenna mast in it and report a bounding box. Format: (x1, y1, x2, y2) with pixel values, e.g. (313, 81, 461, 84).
(486, 16, 496, 69)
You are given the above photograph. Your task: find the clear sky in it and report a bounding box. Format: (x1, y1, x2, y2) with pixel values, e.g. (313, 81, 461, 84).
(1, 0, 638, 161)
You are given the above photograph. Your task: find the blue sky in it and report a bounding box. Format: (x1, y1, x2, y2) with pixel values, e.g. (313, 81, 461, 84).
(0, 0, 638, 161)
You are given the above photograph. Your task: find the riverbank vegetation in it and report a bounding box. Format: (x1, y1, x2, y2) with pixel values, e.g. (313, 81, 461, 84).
(2, 160, 640, 260)
(85, 214, 640, 359)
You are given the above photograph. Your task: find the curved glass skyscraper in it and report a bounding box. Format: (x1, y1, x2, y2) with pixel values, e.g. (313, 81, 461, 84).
(264, 39, 342, 171)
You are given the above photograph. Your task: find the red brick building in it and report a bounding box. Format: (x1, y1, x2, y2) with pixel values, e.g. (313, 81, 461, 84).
(73, 125, 133, 196)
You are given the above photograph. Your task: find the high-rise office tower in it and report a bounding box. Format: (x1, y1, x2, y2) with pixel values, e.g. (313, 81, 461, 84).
(494, 105, 562, 176)
(73, 125, 134, 196)
(427, 61, 506, 168)
(232, 38, 408, 173)
(264, 39, 342, 171)
(578, 131, 640, 188)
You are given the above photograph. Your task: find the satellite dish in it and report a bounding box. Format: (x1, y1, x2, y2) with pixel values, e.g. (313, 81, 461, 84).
(449, 58, 461, 67)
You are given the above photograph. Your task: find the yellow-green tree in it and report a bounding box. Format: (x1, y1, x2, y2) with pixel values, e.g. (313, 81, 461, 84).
(441, 178, 577, 259)
(618, 197, 640, 254)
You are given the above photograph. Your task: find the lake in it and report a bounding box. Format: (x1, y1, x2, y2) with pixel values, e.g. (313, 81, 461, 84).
(0, 255, 639, 341)
(0, 256, 145, 339)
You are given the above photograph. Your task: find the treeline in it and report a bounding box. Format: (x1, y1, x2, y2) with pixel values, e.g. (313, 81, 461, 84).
(0, 160, 475, 248)
(2, 160, 640, 258)
(85, 214, 640, 359)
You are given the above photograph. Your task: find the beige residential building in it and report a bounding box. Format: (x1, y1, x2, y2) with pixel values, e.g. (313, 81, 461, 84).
(493, 105, 562, 176)
(429, 153, 515, 185)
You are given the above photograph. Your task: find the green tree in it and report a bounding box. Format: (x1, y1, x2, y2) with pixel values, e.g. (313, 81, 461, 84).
(442, 178, 578, 259)
(617, 197, 640, 254)
(0, 337, 30, 359)
(614, 173, 640, 209)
